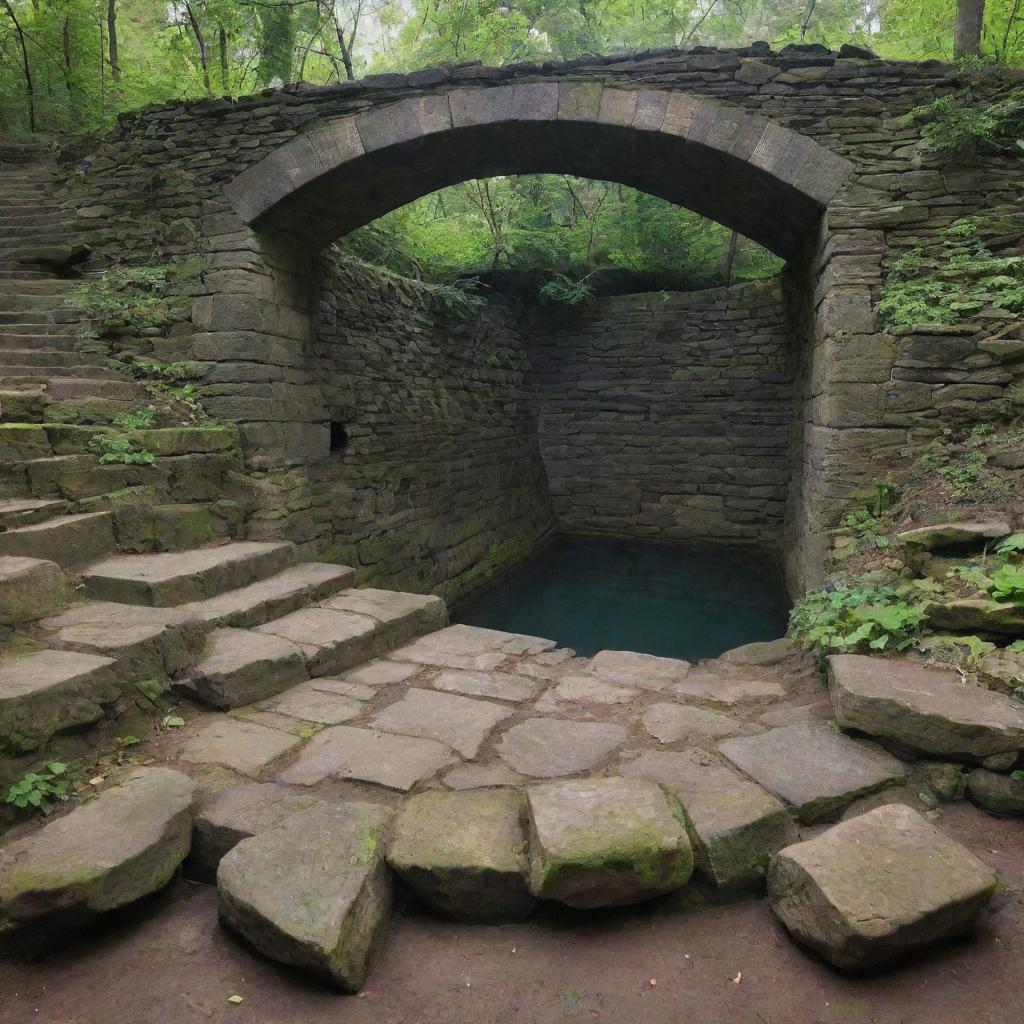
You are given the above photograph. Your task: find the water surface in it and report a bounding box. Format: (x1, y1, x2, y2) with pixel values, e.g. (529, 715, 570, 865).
(456, 538, 790, 661)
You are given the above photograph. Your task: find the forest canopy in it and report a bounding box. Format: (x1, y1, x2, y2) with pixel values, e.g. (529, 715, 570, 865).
(1, 0, 1018, 291)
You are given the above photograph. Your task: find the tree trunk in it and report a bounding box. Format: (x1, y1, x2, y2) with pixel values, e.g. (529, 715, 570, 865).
(723, 230, 739, 288)
(219, 25, 228, 93)
(954, 0, 986, 58)
(107, 0, 120, 81)
(1, 0, 36, 131)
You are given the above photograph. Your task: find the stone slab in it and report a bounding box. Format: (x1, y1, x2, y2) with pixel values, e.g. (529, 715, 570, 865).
(186, 783, 322, 882)
(768, 804, 997, 969)
(620, 749, 791, 889)
(259, 682, 363, 725)
(443, 763, 529, 790)
(553, 675, 637, 704)
(371, 688, 513, 758)
(719, 637, 795, 667)
(254, 608, 379, 676)
(343, 659, 420, 687)
(828, 654, 1024, 761)
(320, 587, 447, 641)
(967, 768, 1024, 816)
(387, 789, 535, 921)
(182, 717, 302, 778)
(641, 703, 750, 744)
(391, 624, 556, 671)
(430, 668, 542, 703)
(526, 777, 693, 909)
(217, 801, 392, 991)
(497, 718, 627, 778)
(277, 725, 455, 791)
(719, 723, 907, 823)
(897, 520, 1010, 549)
(674, 668, 786, 704)
(587, 650, 691, 690)
(0, 768, 196, 952)
(0, 556, 64, 626)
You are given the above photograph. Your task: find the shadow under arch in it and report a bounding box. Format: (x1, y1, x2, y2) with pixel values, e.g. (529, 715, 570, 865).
(224, 83, 855, 258)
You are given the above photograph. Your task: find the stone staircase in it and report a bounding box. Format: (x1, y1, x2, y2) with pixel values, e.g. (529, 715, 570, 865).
(0, 141, 449, 787)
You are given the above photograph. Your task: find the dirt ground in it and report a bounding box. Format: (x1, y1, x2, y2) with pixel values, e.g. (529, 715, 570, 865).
(1, 802, 1021, 1024)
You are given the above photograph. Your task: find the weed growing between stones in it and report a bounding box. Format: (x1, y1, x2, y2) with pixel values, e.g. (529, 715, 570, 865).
(4, 762, 71, 815)
(911, 87, 1024, 159)
(87, 434, 156, 466)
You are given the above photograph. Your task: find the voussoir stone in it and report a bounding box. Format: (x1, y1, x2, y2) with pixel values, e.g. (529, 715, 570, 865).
(497, 718, 627, 777)
(386, 789, 535, 921)
(217, 801, 392, 991)
(526, 777, 693, 909)
(186, 783, 323, 881)
(828, 654, 1024, 761)
(719, 723, 907, 823)
(587, 650, 691, 690)
(0, 767, 196, 953)
(768, 804, 997, 970)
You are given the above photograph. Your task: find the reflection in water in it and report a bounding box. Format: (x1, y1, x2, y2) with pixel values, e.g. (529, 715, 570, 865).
(455, 538, 790, 661)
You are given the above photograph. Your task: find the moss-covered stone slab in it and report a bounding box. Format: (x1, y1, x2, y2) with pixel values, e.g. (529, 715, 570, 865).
(966, 768, 1024, 816)
(828, 654, 1024, 761)
(371, 688, 513, 758)
(217, 801, 392, 991)
(719, 723, 906, 823)
(620, 750, 792, 890)
(0, 648, 119, 755)
(976, 648, 1024, 696)
(768, 804, 997, 970)
(386, 789, 535, 921)
(498, 718, 627, 778)
(0, 511, 115, 568)
(526, 777, 693, 909)
(0, 767, 196, 954)
(0, 556, 65, 627)
(185, 782, 322, 882)
(925, 598, 1024, 636)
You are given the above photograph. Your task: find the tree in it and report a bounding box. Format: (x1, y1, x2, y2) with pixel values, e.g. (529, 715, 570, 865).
(955, 0, 987, 57)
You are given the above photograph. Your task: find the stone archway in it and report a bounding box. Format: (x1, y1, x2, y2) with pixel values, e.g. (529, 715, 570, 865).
(224, 85, 853, 258)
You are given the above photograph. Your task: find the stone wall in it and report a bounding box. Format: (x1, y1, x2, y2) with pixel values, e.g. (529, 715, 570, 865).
(308, 257, 555, 603)
(527, 278, 797, 548)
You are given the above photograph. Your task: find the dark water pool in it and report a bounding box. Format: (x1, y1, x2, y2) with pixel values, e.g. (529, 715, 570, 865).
(455, 538, 790, 661)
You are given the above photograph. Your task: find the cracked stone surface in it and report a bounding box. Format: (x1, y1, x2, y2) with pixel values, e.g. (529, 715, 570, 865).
(641, 703, 752, 744)
(182, 718, 302, 777)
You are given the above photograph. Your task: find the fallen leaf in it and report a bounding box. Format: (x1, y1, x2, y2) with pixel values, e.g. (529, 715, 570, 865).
(227, 995, 243, 1005)
(732, 972, 742, 985)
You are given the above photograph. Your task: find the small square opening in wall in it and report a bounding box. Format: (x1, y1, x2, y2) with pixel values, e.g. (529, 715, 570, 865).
(329, 422, 349, 454)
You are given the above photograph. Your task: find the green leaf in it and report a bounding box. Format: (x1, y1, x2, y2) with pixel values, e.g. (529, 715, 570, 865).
(162, 715, 185, 728)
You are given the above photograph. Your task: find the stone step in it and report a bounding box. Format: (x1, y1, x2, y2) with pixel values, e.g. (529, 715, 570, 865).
(0, 555, 66, 627)
(179, 562, 356, 629)
(0, 334, 77, 352)
(45, 377, 145, 401)
(83, 540, 298, 607)
(179, 588, 446, 710)
(0, 647, 118, 756)
(0, 348, 95, 366)
(0, 496, 67, 529)
(0, 388, 45, 423)
(0, 511, 116, 567)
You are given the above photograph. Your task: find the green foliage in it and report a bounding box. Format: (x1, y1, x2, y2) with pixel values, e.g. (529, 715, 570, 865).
(839, 507, 891, 548)
(112, 406, 157, 430)
(916, 425, 1010, 499)
(912, 89, 1024, 159)
(789, 585, 928, 655)
(88, 435, 156, 466)
(878, 220, 1024, 328)
(539, 274, 594, 305)
(75, 258, 203, 332)
(995, 533, 1024, 555)
(5, 762, 72, 814)
(988, 562, 1024, 603)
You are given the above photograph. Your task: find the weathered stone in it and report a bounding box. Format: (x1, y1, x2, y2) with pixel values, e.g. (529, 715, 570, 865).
(254, 608, 379, 676)
(587, 650, 690, 690)
(674, 668, 786, 704)
(277, 725, 454, 790)
(182, 718, 302, 777)
(0, 768, 196, 953)
(977, 648, 1024, 695)
(619, 750, 791, 889)
(497, 718, 627, 777)
(320, 587, 447, 641)
(176, 627, 307, 710)
(0, 649, 118, 755)
(307, 678, 377, 701)
(897, 520, 1011, 549)
(443, 763, 528, 790)
(259, 682, 363, 725)
(719, 637, 795, 667)
(217, 801, 392, 991)
(553, 674, 637, 704)
(186, 783, 322, 881)
(719, 723, 907, 823)
(343, 659, 420, 687)
(371, 688, 513, 758)
(768, 804, 997, 969)
(387, 789, 535, 921)
(828, 654, 1024, 761)
(926, 598, 1024, 636)
(0, 556, 65, 626)
(641, 703, 750, 744)
(392, 624, 556, 671)
(430, 668, 542, 703)
(966, 768, 1024, 816)
(526, 777, 692, 909)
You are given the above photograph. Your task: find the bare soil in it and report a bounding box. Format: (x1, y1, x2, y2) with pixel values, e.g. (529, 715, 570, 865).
(1, 801, 1020, 1024)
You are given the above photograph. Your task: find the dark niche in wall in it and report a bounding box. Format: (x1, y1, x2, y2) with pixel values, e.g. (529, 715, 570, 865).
(329, 421, 349, 455)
